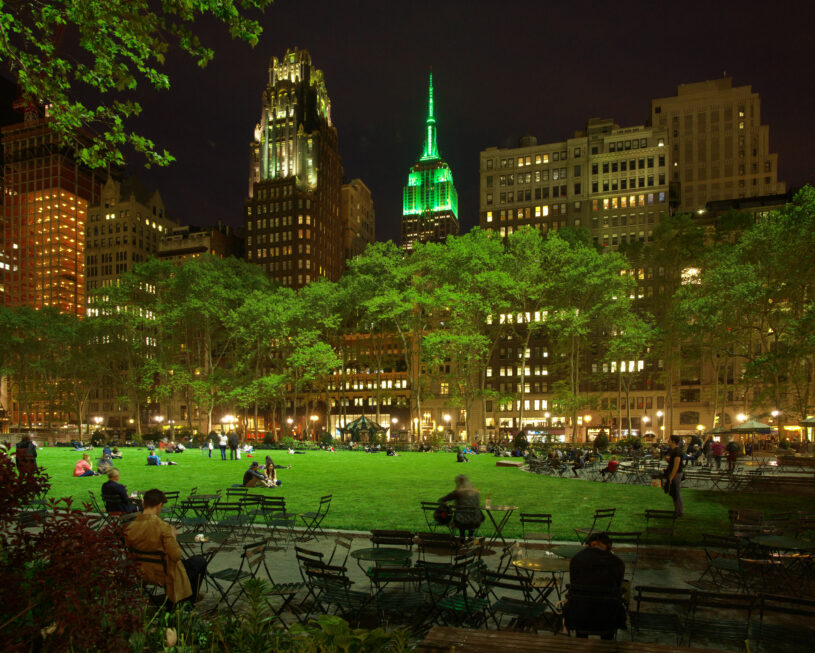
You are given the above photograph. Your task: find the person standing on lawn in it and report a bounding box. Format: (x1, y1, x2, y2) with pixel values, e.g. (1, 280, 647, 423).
(227, 431, 239, 460)
(664, 435, 684, 517)
(218, 432, 228, 460)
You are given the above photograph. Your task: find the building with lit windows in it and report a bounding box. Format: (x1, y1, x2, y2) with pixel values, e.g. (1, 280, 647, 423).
(650, 78, 785, 212)
(245, 48, 343, 289)
(158, 223, 242, 263)
(341, 178, 375, 260)
(401, 71, 459, 250)
(479, 118, 669, 250)
(1, 113, 105, 316)
(85, 176, 177, 314)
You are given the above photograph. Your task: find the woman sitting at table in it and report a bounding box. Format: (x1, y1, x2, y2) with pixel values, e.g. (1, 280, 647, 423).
(439, 474, 484, 541)
(73, 452, 98, 477)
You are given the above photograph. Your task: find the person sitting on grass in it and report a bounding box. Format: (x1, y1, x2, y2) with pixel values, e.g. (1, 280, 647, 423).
(101, 468, 139, 514)
(110, 446, 123, 459)
(243, 461, 273, 487)
(73, 452, 98, 477)
(97, 453, 114, 475)
(263, 456, 283, 486)
(456, 447, 469, 463)
(386, 446, 398, 456)
(125, 489, 207, 605)
(147, 451, 178, 466)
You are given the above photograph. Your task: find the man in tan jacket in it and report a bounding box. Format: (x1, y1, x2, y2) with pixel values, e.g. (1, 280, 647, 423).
(125, 489, 206, 604)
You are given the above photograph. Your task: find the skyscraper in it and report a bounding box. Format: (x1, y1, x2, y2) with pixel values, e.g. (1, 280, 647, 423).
(401, 71, 459, 251)
(650, 78, 785, 212)
(245, 48, 343, 289)
(341, 178, 375, 260)
(1, 111, 104, 316)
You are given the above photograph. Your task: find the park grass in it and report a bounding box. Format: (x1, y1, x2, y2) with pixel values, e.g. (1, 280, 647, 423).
(37, 447, 811, 545)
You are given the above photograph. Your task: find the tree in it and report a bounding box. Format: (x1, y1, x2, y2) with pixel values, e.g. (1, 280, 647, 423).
(0, 0, 273, 168)
(625, 213, 706, 436)
(423, 228, 512, 439)
(544, 234, 636, 442)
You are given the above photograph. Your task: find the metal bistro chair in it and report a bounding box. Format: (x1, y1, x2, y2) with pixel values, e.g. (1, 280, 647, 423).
(208, 539, 269, 618)
(128, 548, 169, 606)
(519, 513, 554, 552)
(298, 494, 332, 541)
(574, 508, 616, 544)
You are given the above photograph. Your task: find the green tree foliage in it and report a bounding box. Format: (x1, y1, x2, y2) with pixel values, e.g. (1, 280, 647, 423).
(0, 0, 273, 167)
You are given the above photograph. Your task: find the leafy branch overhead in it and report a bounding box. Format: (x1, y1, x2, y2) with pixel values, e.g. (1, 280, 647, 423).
(0, 0, 274, 168)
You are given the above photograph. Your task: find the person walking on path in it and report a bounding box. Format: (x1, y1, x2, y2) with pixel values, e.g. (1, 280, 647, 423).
(664, 435, 684, 517)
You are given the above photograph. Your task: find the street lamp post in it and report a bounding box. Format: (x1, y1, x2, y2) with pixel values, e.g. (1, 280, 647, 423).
(641, 415, 650, 438)
(443, 414, 451, 441)
(310, 414, 318, 440)
(286, 417, 294, 438)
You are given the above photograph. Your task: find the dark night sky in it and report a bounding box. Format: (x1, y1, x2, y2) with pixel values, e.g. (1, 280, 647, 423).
(120, 0, 814, 242)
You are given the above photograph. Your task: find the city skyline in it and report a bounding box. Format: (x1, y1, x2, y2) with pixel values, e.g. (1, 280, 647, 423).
(8, 0, 812, 244)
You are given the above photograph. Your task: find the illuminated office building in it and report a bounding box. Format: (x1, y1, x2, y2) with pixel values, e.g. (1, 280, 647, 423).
(650, 78, 785, 211)
(1, 113, 104, 316)
(479, 118, 669, 250)
(245, 48, 343, 289)
(401, 71, 459, 250)
(341, 178, 375, 259)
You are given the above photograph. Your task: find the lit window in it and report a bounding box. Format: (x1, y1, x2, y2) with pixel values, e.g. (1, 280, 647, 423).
(486, 211, 493, 223)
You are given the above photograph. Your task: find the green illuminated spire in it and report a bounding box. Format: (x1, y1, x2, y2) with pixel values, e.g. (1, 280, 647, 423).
(421, 70, 439, 161)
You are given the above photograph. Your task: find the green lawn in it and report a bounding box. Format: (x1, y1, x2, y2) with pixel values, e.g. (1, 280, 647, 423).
(37, 447, 810, 545)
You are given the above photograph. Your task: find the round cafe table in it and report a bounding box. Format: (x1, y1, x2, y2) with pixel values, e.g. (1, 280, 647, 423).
(512, 556, 570, 603)
(350, 547, 412, 573)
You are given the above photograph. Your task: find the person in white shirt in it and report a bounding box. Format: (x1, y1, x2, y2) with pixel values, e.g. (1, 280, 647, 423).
(218, 433, 228, 460)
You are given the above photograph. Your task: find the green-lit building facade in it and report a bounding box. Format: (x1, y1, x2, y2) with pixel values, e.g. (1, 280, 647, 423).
(401, 72, 459, 250)
(245, 48, 343, 288)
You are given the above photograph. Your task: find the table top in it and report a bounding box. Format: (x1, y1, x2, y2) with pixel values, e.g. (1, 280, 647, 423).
(177, 531, 229, 545)
(512, 557, 570, 573)
(551, 544, 583, 559)
(750, 535, 815, 551)
(484, 505, 518, 512)
(350, 547, 412, 562)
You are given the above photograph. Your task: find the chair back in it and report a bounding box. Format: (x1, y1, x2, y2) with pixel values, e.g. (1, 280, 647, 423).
(317, 494, 332, 515)
(102, 491, 126, 514)
(593, 508, 616, 528)
(329, 535, 353, 568)
(226, 487, 248, 500)
(370, 529, 413, 549)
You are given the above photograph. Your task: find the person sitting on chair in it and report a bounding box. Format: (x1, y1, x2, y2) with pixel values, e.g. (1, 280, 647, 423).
(101, 468, 139, 514)
(125, 488, 206, 605)
(565, 532, 626, 639)
(438, 474, 484, 541)
(243, 461, 272, 487)
(600, 456, 619, 481)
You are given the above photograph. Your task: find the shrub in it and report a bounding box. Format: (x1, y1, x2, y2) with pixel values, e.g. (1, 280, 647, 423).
(593, 431, 610, 450)
(280, 436, 296, 450)
(263, 432, 276, 446)
(0, 454, 145, 650)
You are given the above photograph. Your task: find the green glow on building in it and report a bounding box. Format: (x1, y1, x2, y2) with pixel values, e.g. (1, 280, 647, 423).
(402, 71, 459, 219)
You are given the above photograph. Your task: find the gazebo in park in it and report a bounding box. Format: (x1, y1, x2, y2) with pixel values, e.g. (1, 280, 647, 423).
(339, 415, 387, 443)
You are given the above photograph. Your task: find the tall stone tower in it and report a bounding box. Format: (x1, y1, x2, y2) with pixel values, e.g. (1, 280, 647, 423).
(245, 48, 343, 288)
